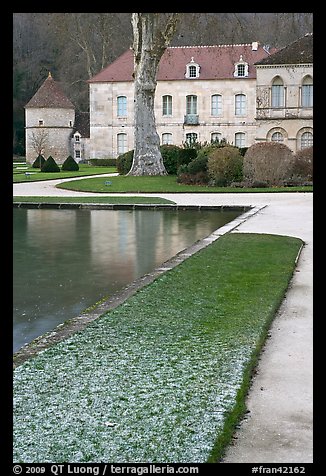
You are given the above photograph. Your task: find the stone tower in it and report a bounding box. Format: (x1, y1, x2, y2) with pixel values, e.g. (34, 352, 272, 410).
(24, 72, 75, 164)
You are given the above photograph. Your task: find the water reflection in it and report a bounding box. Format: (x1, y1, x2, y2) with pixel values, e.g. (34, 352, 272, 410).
(13, 208, 240, 352)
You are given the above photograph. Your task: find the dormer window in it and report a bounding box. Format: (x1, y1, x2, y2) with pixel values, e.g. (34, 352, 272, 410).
(234, 55, 248, 78)
(185, 57, 200, 79)
(74, 133, 80, 142)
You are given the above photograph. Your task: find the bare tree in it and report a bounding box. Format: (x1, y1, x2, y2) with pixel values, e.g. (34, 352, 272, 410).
(128, 13, 179, 176)
(30, 130, 49, 157)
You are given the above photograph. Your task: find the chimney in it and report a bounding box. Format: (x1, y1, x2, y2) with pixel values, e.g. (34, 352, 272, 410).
(252, 41, 258, 51)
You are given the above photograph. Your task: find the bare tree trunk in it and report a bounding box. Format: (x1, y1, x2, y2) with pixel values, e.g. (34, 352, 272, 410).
(128, 13, 179, 176)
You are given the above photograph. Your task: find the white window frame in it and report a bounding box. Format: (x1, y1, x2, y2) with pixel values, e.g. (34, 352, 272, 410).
(271, 77, 284, 108)
(185, 132, 198, 145)
(300, 131, 313, 148)
(185, 58, 200, 79)
(271, 132, 284, 142)
(235, 132, 245, 148)
(211, 95, 222, 116)
(117, 96, 127, 117)
(117, 133, 127, 154)
(235, 94, 246, 116)
(301, 76, 313, 108)
(162, 95, 172, 116)
(162, 133, 173, 145)
(186, 95, 197, 115)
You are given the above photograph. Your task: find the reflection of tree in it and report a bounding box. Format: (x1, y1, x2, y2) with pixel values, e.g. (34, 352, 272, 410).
(30, 129, 49, 156)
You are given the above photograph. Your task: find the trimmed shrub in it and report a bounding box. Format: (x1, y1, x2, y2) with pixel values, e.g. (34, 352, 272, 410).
(207, 146, 243, 186)
(116, 150, 134, 175)
(177, 148, 197, 168)
(160, 145, 182, 175)
(61, 155, 79, 171)
(291, 146, 313, 182)
(41, 156, 60, 173)
(32, 154, 45, 169)
(243, 142, 294, 186)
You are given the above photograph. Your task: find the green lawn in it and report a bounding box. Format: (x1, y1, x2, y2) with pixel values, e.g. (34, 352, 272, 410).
(13, 233, 303, 463)
(56, 174, 313, 194)
(13, 164, 117, 183)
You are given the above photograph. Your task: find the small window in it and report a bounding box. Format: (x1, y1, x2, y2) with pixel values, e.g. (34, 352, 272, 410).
(75, 150, 81, 159)
(301, 76, 313, 108)
(271, 76, 284, 108)
(211, 133, 222, 143)
(38, 120, 44, 126)
(162, 95, 172, 116)
(235, 132, 245, 148)
(271, 132, 284, 142)
(117, 133, 127, 154)
(235, 94, 246, 116)
(185, 57, 200, 79)
(211, 95, 222, 116)
(75, 135, 80, 142)
(162, 133, 173, 145)
(117, 96, 127, 117)
(234, 56, 248, 77)
(301, 131, 313, 148)
(185, 133, 198, 145)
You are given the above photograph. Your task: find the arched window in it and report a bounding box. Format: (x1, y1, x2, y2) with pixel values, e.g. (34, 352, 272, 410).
(211, 132, 222, 143)
(235, 132, 245, 148)
(117, 133, 127, 154)
(185, 133, 198, 145)
(185, 58, 200, 79)
(162, 95, 172, 116)
(301, 76, 313, 107)
(117, 96, 127, 116)
(271, 77, 284, 108)
(271, 132, 284, 142)
(301, 131, 313, 148)
(162, 133, 172, 145)
(233, 55, 249, 77)
(235, 94, 246, 116)
(211, 95, 222, 116)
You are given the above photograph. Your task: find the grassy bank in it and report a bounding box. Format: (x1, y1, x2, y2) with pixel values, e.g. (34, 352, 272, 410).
(56, 174, 313, 194)
(13, 233, 303, 463)
(13, 196, 176, 205)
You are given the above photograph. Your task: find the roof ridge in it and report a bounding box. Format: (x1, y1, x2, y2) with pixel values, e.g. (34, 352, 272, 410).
(168, 43, 256, 49)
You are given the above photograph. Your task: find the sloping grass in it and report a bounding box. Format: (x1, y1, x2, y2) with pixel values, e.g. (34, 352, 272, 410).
(56, 174, 313, 193)
(13, 233, 303, 463)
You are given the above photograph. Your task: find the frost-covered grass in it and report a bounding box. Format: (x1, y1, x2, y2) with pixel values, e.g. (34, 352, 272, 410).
(13, 233, 303, 463)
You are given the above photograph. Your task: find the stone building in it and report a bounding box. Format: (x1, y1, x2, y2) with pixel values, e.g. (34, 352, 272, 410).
(255, 33, 313, 152)
(87, 33, 312, 158)
(24, 72, 89, 164)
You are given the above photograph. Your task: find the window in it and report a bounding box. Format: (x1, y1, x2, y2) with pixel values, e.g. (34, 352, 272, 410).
(301, 132, 313, 148)
(271, 132, 284, 142)
(271, 77, 284, 108)
(211, 132, 222, 143)
(301, 76, 313, 107)
(117, 96, 127, 116)
(74, 134, 80, 142)
(162, 133, 173, 145)
(211, 95, 222, 116)
(234, 55, 249, 77)
(117, 133, 127, 154)
(186, 95, 197, 115)
(162, 95, 172, 116)
(185, 133, 198, 145)
(185, 58, 200, 79)
(75, 150, 81, 159)
(38, 120, 44, 126)
(235, 132, 245, 148)
(235, 94, 246, 115)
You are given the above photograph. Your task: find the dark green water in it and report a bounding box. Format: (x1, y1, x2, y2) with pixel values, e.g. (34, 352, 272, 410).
(13, 207, 240, 352)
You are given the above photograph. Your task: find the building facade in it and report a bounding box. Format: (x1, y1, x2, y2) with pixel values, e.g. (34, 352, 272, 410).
(25, 73, 89, 164)
(87, 34, 313, 159)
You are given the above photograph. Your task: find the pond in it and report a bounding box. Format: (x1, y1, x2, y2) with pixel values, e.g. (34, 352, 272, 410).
(13, 207, 241, 353)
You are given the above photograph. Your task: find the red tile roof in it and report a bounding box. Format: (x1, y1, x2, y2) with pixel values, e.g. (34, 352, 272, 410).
(25, 73, 75, 109)
(88, 44, 276, 83)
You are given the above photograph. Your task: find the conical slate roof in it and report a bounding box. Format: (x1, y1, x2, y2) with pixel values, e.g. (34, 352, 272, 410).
(25, 72, 75, 109)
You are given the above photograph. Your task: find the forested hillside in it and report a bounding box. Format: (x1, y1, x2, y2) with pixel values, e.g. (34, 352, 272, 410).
(13, 12, 313, 155)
